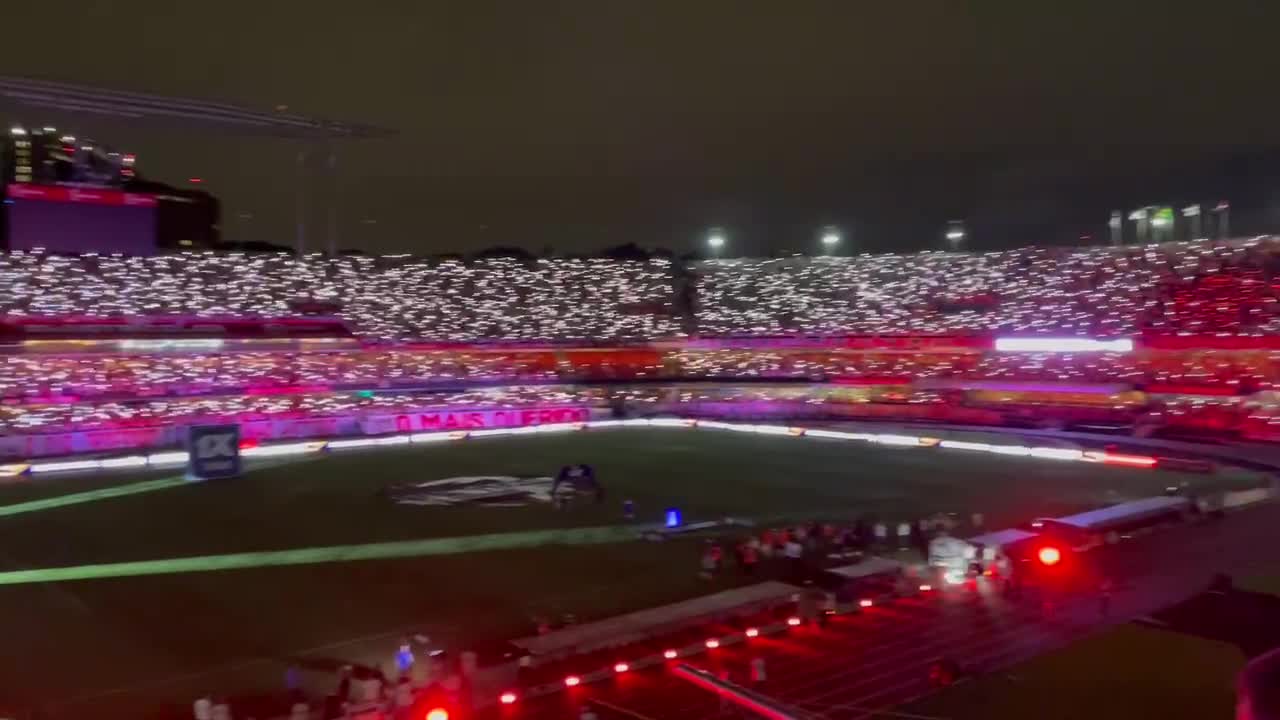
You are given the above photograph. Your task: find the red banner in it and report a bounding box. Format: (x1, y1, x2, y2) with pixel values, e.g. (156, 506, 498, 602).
(1139, 333, 1280, 351)
(6, 183, 158, 207)
(1143, 383, 1244, 397)
(361, 406, 594, 435)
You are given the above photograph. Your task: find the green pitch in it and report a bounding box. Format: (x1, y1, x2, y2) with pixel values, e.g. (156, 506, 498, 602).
(0, 428, 1257, 718)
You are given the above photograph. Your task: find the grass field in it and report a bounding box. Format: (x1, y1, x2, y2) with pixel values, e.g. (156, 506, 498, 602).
(905, 624, 1246, 720)
(0, 427, 1260, 718)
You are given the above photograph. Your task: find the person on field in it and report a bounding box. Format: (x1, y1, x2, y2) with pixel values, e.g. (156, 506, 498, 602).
(784, 534, 804, 580)
(700, 542, 718, 579)
(741, 540, 759, 575)
(760, 529, 776, 558)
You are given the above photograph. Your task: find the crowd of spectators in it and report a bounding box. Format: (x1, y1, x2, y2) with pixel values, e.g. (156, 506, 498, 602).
(1, 347, 1276, 402)
(0, 252, 680, 343)
(666, 349, 1274, 390)
(2, 238, 1280, 343)
(0, 386, 601, 435)
(0, 350, 563, 400)
(3, 239, 1280, 440)
(693, 237, 1280, 337)
(5, 367, 1280, 440)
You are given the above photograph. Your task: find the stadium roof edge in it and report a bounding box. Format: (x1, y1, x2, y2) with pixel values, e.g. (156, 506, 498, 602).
(0, 76, 395, 139)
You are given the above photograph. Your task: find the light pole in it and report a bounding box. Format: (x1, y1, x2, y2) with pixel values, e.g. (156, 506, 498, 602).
(820, 228, 841, 255)
(706, 229, 726, 258)
(326, 146, 339, 256)
(1181, 204, 1202, 240)
(945, 220, 966, 249)
(1129, 208, 1150, 244)
(1150, 206, 1173, 244)
(1212, 201, 1230, 239)
(295, 147, 309, 255)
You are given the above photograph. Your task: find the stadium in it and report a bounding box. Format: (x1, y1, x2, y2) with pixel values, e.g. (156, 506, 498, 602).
(0, 236, 1276, 718)
(2, 80, 1280, 720)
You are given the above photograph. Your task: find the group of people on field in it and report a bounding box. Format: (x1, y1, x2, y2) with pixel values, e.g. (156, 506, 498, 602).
(698, 516, 955, 581)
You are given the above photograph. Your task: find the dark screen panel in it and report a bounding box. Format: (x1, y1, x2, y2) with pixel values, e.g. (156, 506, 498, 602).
(6, 197, 157, 255)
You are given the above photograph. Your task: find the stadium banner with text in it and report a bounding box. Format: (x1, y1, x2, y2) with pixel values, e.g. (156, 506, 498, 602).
(239, 416, 357, 441)
(0, 426, 177, 458)
(186, 424, 242, 480)
(0, 407, 597, 459)
(360, 406, 597, 435)
(0, 420, 353, 458)
(1139, 333, 1280, 351)
(5, 183, 159, 207)
(667, 400, 1006, 425)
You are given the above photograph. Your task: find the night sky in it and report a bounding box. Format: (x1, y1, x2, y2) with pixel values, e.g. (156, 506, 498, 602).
(3, 1, 1280, 255)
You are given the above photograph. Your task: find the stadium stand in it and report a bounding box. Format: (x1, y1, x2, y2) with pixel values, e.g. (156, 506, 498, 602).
(1, 239, 1278, 341)
(692, 238, 1280, 337)
(0, 350, 564, 401)
(0, 386, 601, 435)
(0, 348, 1272, 402)
(0, 252, 680, 342)
(5, 238, 1280, 447)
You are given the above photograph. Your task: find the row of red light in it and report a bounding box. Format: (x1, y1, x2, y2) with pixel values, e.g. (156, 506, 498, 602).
(1099, 451, 1158, 468)
(495, 585, 934, 708)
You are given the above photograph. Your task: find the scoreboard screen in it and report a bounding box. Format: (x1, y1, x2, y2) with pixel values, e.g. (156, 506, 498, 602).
(4, 183, 158, 255)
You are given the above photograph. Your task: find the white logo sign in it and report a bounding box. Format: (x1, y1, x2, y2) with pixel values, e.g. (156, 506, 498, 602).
(196, 433, 236, 459)
(389, 476, 557, 507)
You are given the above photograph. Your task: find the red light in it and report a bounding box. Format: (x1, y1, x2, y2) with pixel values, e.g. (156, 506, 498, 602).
(786, 617, 802, 626)
(1101, 452, 1157, 468)
(613, 662, 629, 673)
(425, 710, 449, 720)
(705, 638, 720, 649)
(663, 649, 678, 659)
(564, 675, 580, 687)
(188, 177, 203, 184)
(499, 692, 517, 705)
(919, 584, 933, 592)
(1038, 546, 1062, 566)
(859, 599, 874, 608)
(745, 628, 759, 638)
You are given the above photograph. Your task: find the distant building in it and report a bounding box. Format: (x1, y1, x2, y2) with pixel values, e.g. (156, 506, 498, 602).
(1, 123, 218, 254)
